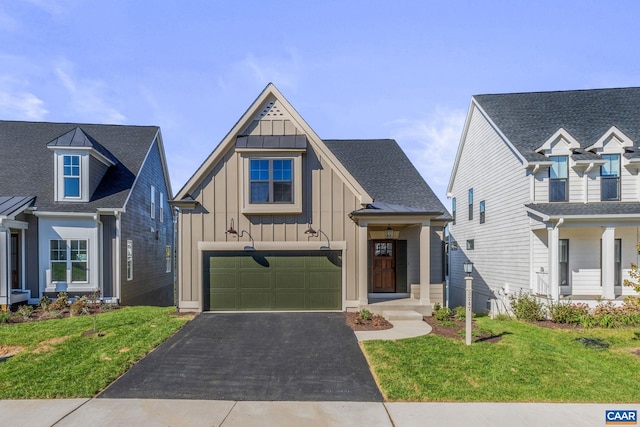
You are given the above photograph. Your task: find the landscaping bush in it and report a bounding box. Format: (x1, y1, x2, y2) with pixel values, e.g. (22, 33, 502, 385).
(434, 306, 453, 321)
(69, 296, 89, 317)
(37, 295, 52, 311)
(49, 292, 69, 311)
(0, 311, 12, 323)
(358, 308, 372, 321)
(509, 291, 545, 321)
(16, 305, 34, 320)
(454, 305, 468, 321)
(548, 301, 589, 324)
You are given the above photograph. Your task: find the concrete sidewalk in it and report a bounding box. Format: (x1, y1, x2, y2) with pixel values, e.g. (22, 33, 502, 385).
(2, 399, 638, 427)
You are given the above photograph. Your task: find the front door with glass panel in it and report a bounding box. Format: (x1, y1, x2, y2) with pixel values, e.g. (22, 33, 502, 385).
(371, 240, 396, 293)
(10, 233, 20, 289)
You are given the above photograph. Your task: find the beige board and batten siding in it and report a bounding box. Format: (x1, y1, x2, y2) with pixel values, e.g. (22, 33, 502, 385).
(177, 123, 362, 310)
(449, 103, 531, 311)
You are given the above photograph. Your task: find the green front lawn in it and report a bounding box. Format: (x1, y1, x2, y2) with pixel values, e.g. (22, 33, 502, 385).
(0, 306, 192, 399)
(363, 317, 640, 402)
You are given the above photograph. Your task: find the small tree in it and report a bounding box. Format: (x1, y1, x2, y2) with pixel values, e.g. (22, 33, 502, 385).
(623, 243, 640, 305)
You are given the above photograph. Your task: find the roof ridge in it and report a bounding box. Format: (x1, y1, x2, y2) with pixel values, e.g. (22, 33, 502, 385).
(474, 86, 640, 98)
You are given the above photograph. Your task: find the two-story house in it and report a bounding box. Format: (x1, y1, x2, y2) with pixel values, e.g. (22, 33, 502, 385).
(447, 88, 640, 313)
(172, 83, 450, 314)
(0, 121, 174, 309)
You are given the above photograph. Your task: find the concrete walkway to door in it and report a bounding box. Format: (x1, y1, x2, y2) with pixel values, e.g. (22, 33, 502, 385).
(99, 312, 382, 402)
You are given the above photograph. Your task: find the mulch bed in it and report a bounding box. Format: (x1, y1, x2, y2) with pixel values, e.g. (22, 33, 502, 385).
(344, 311, 393, 331)
(2, 305, 119, 324)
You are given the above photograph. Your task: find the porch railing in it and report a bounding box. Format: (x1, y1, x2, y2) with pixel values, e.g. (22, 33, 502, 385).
(535, 272, 550, 297)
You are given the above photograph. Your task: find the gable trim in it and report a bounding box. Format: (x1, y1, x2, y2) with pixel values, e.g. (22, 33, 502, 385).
(174, 83, 373, 205)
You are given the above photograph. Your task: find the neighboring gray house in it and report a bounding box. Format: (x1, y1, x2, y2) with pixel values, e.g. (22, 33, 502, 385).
(173, 83, 450, 313)
(0, 121, 174, 309)
(448, 87, 640, 313)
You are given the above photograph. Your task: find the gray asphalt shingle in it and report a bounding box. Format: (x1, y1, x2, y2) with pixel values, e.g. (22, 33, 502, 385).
(526, 202, 640, 217)
(324, 139, 450, 219)
(0, 120, 159, 212)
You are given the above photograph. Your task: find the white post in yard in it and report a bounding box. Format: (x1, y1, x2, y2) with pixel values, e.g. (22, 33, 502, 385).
(465, 275, 473, 346)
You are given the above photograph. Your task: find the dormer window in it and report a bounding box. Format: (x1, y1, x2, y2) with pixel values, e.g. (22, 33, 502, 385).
(601, 154, 621, 201)
(549, 156, 568, 202)
(63, 155, 81, 198)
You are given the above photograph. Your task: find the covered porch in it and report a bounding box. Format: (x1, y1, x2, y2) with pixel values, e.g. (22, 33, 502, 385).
(349, 204, 448, 317)
(0, 196, 35, 310)
(528, 204, 640, 304)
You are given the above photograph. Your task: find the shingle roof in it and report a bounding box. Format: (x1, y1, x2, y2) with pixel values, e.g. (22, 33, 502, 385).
(474, 87, 640, 162)
(0, 120, 159, 212)
(0, 196, 35, 218)
(324, 139, 450, 219)
(526, 202, 640, 218)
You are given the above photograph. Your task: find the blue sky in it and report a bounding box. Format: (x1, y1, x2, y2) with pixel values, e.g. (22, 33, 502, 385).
(1, 0, 639, 207)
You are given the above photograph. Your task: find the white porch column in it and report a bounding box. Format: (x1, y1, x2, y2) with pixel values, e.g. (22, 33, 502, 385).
(419, 220, 431, 305)
(548, 225, 559, 301)
(0, 224, 8, 305)
(601, 226, 616, 300)
(357, 220, 368, 306)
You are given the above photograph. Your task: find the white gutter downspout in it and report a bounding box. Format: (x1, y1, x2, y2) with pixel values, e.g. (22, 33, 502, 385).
(583, 163, 595, 204)
(114, 211, 121, 303)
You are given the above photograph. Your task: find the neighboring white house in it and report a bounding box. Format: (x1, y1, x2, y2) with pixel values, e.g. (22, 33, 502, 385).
(447, 87, 640, 313)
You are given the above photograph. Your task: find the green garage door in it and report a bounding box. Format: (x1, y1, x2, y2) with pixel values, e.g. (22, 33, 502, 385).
(203, 250, 342, 311)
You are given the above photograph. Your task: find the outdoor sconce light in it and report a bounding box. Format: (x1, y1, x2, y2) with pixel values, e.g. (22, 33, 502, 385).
(463, 261, 474, 276)
(226, 219, 255, 250)
(304, 224, 331, 249)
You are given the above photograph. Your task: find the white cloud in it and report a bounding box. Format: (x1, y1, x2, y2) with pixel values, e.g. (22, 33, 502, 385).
(389, 108, 466, 206)
(234, 50, 301, 90)
(0, 91, 48, 120)
(54, 61, 127, 124)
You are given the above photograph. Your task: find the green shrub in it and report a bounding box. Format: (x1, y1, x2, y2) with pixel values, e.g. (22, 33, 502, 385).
(509, 291, 545, 321)
(16, 305, 34, 320)
(358, 309, 372, 321)
(100, 302, 118, 311)
(37, 295, 52, 311)
(454, 306, 468, 321)
(548, 301, 589, 324)
(434, 306, 453, 321)
(0, 311, 12, 323)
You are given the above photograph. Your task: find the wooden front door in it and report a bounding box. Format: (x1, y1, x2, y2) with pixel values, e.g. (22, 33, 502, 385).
(371, 240, 396, 293)
(10, 233, 19, 289)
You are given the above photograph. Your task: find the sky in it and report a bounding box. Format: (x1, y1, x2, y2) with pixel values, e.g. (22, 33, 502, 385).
(1, 0, 640, 209)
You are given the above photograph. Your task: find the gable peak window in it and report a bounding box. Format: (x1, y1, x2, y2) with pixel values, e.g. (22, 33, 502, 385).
(549, 156, 568, 202)
(601, 154, 620, 201)
(250, 158, 293, 203)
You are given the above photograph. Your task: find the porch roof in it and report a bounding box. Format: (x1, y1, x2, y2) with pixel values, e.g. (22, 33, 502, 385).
(0, 196, 36, 219)
(526, 202, 640, 220)
(349, 201, 444, 218)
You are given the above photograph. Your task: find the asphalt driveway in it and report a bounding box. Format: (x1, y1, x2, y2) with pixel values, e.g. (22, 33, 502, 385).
(99, 312, 382, 401)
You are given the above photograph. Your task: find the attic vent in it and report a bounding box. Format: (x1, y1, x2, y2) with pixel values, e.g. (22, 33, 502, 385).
(259, 101, 285, 117)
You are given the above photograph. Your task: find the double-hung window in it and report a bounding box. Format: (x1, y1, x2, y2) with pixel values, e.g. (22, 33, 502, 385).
(549, 156, 568, 202)
(601, 154, 621, 201)
(250, 159, 293, 203)
(479, 200, 485, 224)
(63, 155, 81, 198)
(50, 239, 88, 283)
(559, 239, 569, 286)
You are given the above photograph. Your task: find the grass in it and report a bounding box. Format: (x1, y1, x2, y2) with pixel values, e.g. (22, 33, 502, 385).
(362, 317, 640, 402)
(0, 306, 192, 399)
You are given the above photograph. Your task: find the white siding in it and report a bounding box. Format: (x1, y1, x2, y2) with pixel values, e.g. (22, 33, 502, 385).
(449, 105, 531, 311)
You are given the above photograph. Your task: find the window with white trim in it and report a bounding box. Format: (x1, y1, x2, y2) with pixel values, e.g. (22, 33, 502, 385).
(452, 197, 456, 225)
(160, 192, 164, 222)
(601, 154, 621, 201)
(479, 200, 485, 224)
(549, 156, 568, 202)
(150, 186, 156, 219)
(126, 240, 133, 280)
(165, 245, 171, 273)
(468, 188, 473, 221)
(50, 239, 88, 282)
(63, 155, 81, 198)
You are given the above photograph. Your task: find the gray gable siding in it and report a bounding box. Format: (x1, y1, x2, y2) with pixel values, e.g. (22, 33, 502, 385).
(324, 139, 450, 217)
(474, 87, 640, 163)
(119, 139, 174, 306)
